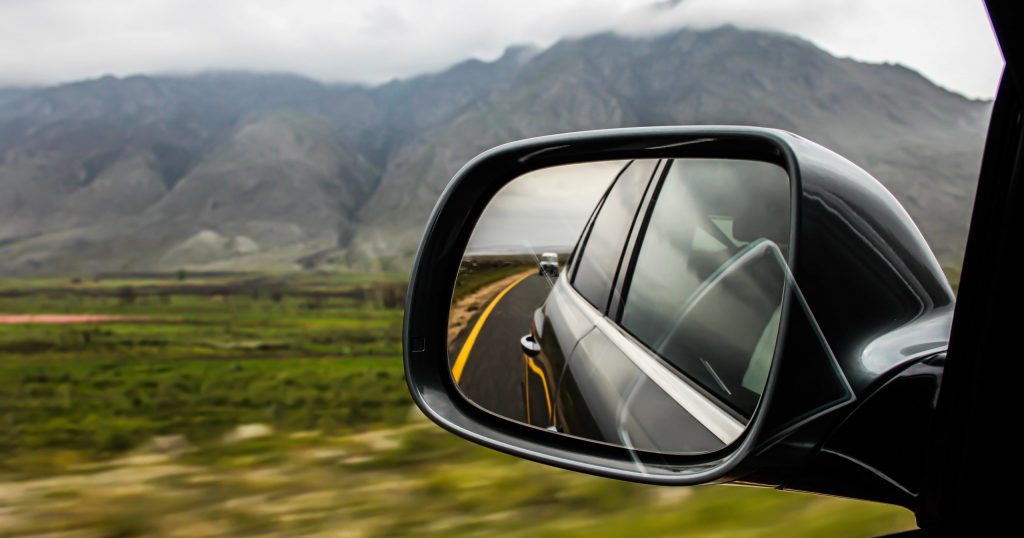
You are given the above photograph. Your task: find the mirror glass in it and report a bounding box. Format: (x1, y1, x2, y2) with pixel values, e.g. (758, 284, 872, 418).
(448, 158, 791, 455)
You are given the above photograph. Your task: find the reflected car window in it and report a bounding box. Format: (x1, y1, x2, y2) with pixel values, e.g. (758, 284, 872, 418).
(572, 160, 657, 312)
(619, 159, 790, 418)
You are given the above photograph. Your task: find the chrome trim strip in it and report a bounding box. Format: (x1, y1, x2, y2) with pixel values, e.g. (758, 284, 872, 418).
(560, 278, 745, 444)
(594, 316, 745, 444)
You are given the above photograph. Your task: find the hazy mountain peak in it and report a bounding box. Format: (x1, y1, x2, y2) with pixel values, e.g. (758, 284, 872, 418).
(0, 26, 990, 274)
(499, 44, 543, 66)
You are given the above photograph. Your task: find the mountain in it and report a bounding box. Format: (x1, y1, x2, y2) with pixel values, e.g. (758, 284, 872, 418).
(0, 26, 991, 275)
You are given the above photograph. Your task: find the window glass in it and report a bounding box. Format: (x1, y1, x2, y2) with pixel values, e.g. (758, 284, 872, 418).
(620, 159, 790, 417)
(572, 160, 657, 311)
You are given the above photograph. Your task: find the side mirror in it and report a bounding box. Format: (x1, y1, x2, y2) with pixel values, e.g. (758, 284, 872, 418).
(405, 128, 954, 500)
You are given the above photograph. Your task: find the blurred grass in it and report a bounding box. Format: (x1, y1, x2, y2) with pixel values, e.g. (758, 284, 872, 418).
(0, 273, 916, 536)
(0, 419, 915, 537)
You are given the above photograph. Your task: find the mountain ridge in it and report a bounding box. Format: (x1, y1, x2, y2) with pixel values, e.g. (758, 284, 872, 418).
(0, 26, 991, 274)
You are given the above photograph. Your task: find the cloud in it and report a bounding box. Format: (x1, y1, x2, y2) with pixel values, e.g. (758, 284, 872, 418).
(0, 0, 1003, 98)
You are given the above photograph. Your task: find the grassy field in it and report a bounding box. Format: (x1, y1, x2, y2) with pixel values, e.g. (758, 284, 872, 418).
(0, 274, 407, 468)
(0, 273, 915, 536)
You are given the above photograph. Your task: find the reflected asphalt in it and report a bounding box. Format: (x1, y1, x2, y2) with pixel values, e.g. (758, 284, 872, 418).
(450, 273, 556, 422)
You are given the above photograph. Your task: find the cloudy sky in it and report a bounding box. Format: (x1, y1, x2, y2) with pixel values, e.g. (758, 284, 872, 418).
(468, 161, 625, 254)
(0, 0, 1003, 98)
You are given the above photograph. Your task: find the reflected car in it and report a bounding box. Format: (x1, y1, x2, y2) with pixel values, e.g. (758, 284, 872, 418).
(538, 252, 560, 276)
(519, 158, 790, 454)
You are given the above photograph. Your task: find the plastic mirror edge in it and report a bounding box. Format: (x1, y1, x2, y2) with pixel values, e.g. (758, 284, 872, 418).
(403, 126, 816, 484)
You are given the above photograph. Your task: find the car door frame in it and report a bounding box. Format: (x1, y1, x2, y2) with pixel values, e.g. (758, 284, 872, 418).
(546, 159, 665, 436)
(917, 0, 1021, 532)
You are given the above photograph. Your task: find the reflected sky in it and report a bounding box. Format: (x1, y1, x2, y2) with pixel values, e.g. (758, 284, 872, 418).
(466, 161, 625, 255)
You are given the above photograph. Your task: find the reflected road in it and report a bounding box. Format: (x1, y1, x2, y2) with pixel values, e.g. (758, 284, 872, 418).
(450, 273, 555, 422)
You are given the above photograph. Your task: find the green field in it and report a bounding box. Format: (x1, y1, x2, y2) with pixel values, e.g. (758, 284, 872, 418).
(0, 273, 915, 536)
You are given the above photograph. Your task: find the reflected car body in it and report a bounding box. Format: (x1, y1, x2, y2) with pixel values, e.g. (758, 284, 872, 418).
(527, 276, 736, 453)
(522, 158, 790, 453)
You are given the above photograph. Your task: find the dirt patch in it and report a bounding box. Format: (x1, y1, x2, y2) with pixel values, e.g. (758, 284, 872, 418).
(0, 314, 151, 325)
(447, 269, 535, 346)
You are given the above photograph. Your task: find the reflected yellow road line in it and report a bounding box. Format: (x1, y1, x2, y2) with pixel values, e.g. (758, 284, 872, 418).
(452, 272, 532, 383)
(525, 355, 554, 426)
(523, 354, 532, 424)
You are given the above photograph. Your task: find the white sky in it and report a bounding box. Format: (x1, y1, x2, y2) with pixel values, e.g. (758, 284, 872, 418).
(468, 161, 625, 254)
(0, 0, 1003, 99)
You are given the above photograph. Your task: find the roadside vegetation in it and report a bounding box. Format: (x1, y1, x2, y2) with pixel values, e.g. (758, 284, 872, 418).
(0, 273, 915, 536)
(454, 255, 541, 302)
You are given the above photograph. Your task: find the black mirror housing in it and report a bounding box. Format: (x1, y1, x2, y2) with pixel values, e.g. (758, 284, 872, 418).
(404, 127, 953, 498)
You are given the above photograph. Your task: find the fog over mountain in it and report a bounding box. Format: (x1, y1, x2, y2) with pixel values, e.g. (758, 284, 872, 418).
(0, 26, 991, 275)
